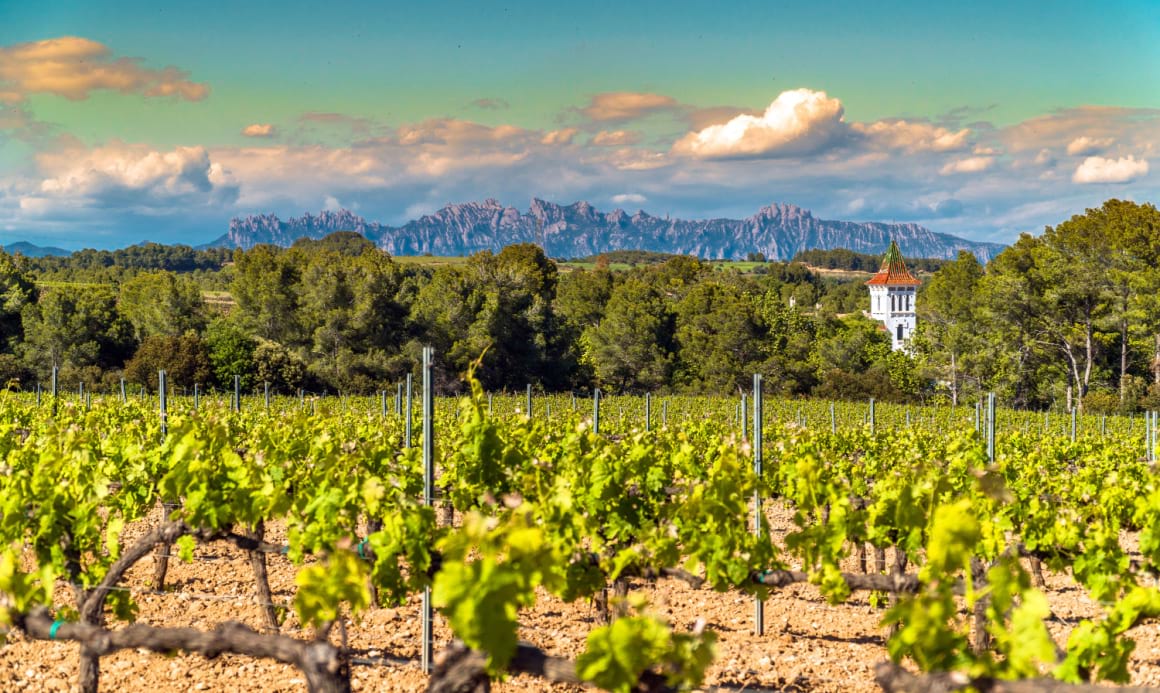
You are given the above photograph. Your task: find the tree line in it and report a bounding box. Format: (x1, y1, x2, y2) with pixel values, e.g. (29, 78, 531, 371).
(917, 198, 1160, 412)
(1, 199, 1157, 411)
(792, 248, 948, 273)
(0, 232, 907, 400)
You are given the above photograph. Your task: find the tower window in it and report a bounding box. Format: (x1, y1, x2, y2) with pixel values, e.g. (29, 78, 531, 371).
(896, 324, 904, 341)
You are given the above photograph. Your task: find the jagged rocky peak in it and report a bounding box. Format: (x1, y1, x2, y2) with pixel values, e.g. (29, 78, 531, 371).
(499, 205, 522, 226)
(457, 198, 504, 215)
(530, 198, 568, 223)
(424, 198, 507, 223)
(570, 200, 598, 219)
(751, 202, 811, 222)
(228, 212, 276, 233)
(312, 209, 368, 228)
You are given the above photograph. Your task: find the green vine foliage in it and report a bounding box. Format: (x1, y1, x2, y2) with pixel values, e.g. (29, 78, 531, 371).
(576, 596, 716, 693)
(0, 388, 1159, 690)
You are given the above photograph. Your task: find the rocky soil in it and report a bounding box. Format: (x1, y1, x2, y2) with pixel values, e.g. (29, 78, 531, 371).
(2, 502, 1159, 692)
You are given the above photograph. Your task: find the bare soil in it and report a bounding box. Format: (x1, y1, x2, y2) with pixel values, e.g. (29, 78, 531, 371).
(3, 502, 1160, 692)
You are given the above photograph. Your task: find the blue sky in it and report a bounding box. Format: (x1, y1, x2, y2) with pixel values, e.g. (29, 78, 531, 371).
(1, 0, 1157, 248)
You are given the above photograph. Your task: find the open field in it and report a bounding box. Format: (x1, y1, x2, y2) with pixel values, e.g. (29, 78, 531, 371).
(389, 255, 473, 268)
(201, 290, 235, 308)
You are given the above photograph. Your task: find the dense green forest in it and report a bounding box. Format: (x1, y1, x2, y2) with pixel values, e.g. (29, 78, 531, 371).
(1, 199, 1157, 411)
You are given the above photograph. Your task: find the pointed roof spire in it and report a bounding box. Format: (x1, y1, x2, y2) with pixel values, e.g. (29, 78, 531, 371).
(865, 239, 921, 286)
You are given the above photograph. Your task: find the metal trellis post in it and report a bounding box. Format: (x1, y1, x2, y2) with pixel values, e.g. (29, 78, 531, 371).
(753, 373, 764, 636)
(987, 392, 995, 462)
(159, 370, 168, 441)
(405, 373, 413, 448)
(420, 347, 435, 674)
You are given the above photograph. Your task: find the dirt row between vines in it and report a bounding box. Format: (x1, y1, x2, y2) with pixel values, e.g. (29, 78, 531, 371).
(3, 502, 1160, 692)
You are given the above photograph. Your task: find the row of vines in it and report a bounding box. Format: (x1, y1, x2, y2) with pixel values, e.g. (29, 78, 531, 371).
(0, 375, 1158, 691)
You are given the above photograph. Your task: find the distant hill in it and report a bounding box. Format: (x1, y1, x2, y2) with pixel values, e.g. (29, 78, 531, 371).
(211, 199, 1006, 262)
(792, 248, 950, 273)
(3, 241, 70, 257)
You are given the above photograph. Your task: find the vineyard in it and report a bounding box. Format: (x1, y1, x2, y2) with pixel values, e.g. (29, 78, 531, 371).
(3, 364, 1160, 692)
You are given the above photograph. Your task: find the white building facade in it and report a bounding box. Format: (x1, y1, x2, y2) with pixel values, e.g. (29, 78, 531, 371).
(866, 240, 920, 351)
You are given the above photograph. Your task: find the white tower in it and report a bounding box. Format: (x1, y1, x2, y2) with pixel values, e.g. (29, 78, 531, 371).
(866, 240, 919, 351)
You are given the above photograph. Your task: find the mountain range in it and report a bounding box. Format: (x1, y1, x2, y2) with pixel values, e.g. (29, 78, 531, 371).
(3, 241, 71, 257)
(210, 200, 1005, 262)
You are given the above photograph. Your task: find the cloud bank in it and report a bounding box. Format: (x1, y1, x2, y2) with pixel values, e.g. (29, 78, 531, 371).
(852, 120, 970, 153)
(30, 142, 236, 207)
(671, 89, 976, 160)
(1, 48, 1157, 248)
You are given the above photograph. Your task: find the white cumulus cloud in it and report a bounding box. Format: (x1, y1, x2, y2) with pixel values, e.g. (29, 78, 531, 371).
(592, 130, 641, 147)
(1072, 155, 1149, 184)
(242, 123, 276, 138)
(853, 120, 970, 153)
(1066, 136, 1115, 156)
(29, 142, 237, 213)
(396, 118, 527, 147)
(611, 193, 646, 205)
(581, 92, 680, 122)
(672, 88, 847, 159)
(940, 156, 995, 175)
(541, 128, 578, 145)
(0, 36, 208, 102)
